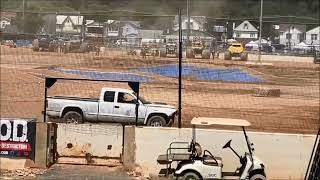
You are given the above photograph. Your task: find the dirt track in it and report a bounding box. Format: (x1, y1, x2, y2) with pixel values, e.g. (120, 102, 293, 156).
(1, 46, 319, 134)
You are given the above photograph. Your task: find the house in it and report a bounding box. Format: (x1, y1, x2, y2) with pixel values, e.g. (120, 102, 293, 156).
(121, 21, 140, 38)
(85, 20, 105, 38)
(279, 24, 306, 49)
(103, 20, 140, 44)
(138, 30, 163, 44)
(56, 15, 83, 35)
(173, 16, 206, 32)
(232, 20, 258, 42)
(305, 26, 320, 45)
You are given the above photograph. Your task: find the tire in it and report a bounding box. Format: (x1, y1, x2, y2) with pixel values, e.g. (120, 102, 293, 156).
(64, 43, 71, 53)
(48, 43, 54, 52)
(240, 52, 248, 61)
(80, 43, 88, 53)
(182, 172, 201, 180)
(201, 50, 211, 59)
(250, 174, 266, 180)
(32, 39, 39, 51)
(186, 49, 194, 58)
(147, 115, 166, 127)
(224, 51, 232, 60)
(63, 111, 83, 124)
(160, 48, 166, 57)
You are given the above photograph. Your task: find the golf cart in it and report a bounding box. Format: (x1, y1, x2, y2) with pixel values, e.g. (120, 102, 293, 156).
(157, 117, 266, 180)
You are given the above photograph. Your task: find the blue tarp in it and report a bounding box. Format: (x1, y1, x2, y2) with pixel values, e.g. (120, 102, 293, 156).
(139, 64, 263, 83)
(53, 68, 151, 83)
(15, 40, 32, 47)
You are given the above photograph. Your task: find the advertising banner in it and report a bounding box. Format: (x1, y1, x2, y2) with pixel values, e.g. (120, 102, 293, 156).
(0, 119, 36, 160)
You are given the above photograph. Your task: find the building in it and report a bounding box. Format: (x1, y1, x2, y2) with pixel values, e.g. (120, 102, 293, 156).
(138, 30, 163, 44)
(56, 15, 83, 35)
(279, 24, 306, 48)
(305, 26, 320, 45)
(232, 20, 258, 42)
(173, 16, 206, 32)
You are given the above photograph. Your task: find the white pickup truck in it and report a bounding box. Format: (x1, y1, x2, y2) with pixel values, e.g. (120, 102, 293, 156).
(46, 88, 177, 126)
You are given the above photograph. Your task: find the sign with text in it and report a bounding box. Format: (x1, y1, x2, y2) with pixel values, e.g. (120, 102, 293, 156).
(0, 119, 36, 160)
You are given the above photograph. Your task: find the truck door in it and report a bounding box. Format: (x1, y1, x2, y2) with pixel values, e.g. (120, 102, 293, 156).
(98, 91, 115, 122)
(113, 92, 146, 124)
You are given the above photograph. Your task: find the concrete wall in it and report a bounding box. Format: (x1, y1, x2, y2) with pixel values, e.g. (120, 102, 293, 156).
(56, 123, 123, 159)
(125, 126, 316, 180)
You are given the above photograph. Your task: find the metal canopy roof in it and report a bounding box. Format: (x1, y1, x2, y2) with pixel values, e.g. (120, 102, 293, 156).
(191, 117, 251, 127)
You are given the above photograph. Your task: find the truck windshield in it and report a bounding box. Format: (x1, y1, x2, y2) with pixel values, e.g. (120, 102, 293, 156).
(132, 92, 151, 104)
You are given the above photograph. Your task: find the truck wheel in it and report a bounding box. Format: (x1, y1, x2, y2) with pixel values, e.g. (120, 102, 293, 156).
(160, 48, 166, 57)
(32, 39, 39, 51)
(182, 172, 201, 180)
(250, 174, 266, 180)
(201, 50, 211, 59)
(63, 111, 83, 124)
(240, 52, 248, 61)
(224, 51, 232, 60)
(147, 116, 166, 127)
(186, 49, 194, 58)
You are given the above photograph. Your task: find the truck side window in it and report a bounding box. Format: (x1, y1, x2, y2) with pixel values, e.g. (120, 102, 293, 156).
(104, 91, 115, 102)
(117, 92, 136, 104)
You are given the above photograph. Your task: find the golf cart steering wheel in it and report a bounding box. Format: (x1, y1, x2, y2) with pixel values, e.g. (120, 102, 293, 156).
(223, 139, 232, 149)
(203, 150, 218, 164)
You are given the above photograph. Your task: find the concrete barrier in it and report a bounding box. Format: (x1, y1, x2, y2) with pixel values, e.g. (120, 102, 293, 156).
(56, 123, 123, 165)
(124, 126, 316, 180)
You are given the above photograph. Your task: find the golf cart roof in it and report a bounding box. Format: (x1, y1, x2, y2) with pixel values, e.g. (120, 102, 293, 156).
(191, 117, 251, 127)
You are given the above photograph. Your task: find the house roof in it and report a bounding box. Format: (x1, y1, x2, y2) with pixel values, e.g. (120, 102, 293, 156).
(174, 15, 207, 25)
(306, 26, 320, 33)
(279, 24, 306, 32)
(56, 15, 83, 25)
(138, 30, 163, 39)
(234, 20, 258, 32)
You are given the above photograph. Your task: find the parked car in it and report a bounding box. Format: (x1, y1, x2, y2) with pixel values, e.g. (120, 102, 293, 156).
(47, 88, 177, 127)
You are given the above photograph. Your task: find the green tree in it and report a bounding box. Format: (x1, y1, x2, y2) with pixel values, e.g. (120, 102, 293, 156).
(12, 6, 44, 34)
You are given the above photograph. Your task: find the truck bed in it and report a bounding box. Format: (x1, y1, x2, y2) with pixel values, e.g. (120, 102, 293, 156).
(48, 96, 99, 102)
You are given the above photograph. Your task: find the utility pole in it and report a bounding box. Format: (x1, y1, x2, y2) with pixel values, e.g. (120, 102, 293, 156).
(258, 0, 263, 64)
(22, 0, 25, 33)
(187, 0, 190, 45)
(178, 9, 182, 128)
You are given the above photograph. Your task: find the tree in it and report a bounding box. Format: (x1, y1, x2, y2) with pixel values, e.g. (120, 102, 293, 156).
(12, 6, 44, 34)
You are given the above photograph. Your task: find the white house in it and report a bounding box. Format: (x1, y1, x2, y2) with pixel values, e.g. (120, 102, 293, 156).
(305, 26, 320, 45)
(173, 16, 206, 32)
(56, 15, 83, 34)
(232, 20, 258, 40)
(279, 24, 306, 48)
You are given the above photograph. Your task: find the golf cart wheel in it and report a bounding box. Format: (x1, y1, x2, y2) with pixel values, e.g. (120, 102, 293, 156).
(224, 51, 232, 60)
(147, 115, 166, 127)
(250, 174, 266, 180)
(240, 52, 248, 61)
(63, 111, 83, 124)
(182, 172, 201, 180)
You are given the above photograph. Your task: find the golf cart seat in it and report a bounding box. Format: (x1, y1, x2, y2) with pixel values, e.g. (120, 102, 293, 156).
(157, 153, 192, 164)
